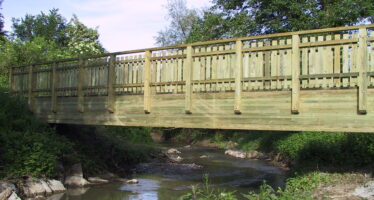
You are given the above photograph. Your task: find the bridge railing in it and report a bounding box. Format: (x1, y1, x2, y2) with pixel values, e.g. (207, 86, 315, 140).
(9, 24, 374, 114)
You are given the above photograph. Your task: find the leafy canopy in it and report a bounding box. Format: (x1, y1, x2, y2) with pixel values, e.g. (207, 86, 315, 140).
(155, 0, 200, 46)
(185, 0, 374, 42)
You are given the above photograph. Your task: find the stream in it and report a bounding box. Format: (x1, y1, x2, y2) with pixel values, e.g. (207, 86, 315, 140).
(55, 145, 286, 200)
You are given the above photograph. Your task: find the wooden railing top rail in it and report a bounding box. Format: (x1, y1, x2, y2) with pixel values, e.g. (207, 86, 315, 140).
(11, 23, 374, 69)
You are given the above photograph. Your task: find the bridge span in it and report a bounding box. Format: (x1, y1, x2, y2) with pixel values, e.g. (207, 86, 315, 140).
(9, 25, 374, 132)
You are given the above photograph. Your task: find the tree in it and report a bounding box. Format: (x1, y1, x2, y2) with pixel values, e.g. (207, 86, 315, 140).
(155, 0, 200, 46)
(0, 0, 5, 39)
(0, 9, 106, 87)
(215, 0, 374, 34)
(66, 15, 104, 56)
(11, 8, 69, 46)
(187, 0, 374, 42)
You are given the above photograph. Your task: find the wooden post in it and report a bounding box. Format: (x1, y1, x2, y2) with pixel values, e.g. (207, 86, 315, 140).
(51, 62, 58, 113)
(77, 58, 85, 113)
(144, 50, 152, 114)
(185, 45, 193, 114)
(291, 34, 300, 114)
(8, 66, 14, 92)
(357, 27, 368, 114)
(234, 40, 243, 114)
(107, 55, 116, 113)
(28, 65, 35, 112)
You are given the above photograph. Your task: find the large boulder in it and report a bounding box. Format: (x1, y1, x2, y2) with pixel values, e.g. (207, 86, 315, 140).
(224, 150, 246, 158)
(47, 180, 66, 193)
(18, 179, 52, 198)
(0, 181, 20, 200)
(64, 163, 90, 187)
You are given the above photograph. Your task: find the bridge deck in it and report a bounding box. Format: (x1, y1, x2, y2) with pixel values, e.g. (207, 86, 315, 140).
(9, 24, 374, 132)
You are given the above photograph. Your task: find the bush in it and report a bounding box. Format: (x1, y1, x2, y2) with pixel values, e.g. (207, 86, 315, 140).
(0, 91, 71, 178)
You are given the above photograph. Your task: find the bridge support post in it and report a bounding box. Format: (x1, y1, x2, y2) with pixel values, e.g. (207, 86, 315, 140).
(28, 65, 35, 113)
(77, 58, 86, 113)
(8, 66, 14, 93)
(144, 50, 152, 114)
(234, 40, 243, 114)
(51, 62, 58, 113)
(185, 45, 193, 114)
(357, 27, 368, 114)
(107, 55, 116, 113)
(291, 34, 300, 114)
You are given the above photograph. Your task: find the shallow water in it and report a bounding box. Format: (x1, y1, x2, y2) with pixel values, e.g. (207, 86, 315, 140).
(54, 145, 285, 200)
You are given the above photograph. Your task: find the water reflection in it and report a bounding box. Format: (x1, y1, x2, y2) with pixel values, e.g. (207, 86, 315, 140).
(57, 146, 286, 200)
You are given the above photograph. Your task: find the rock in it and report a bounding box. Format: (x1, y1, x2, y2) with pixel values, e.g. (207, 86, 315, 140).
(65, 163, 90, 187)
(353, 181, 374, 199)
(0, 188, 12, 200)
(126, 179, 139, 184)
(18, 179, 53, 198)
(0, 181, 17, 194)
(199, 155, 208, 158)
(168, 155, 183, 162)
(246, 150, 260, 159)
(225, 141, 238, 149)
(167, 148, 181, 154)
(224, 150, 246, 158)
(46, 180, 66, 193)
(183, 145, 191, 148)
(64, 176, 90, 187)
(87, 177, 109, 184)
(6, 192, 21, 200)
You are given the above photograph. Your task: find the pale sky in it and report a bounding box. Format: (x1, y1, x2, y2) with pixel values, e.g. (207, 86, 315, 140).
(2, 0, 212, 52)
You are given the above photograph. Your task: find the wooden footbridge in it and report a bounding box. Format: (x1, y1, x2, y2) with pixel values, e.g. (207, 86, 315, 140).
(9, 25, 374, 132)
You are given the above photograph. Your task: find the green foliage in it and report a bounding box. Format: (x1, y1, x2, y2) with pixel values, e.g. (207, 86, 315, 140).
(186, 0, 374, 42)
(180, 174, 238, 200)
(11, 8, 69, 46)
(0, 0, 4, 39)
(0, 91, 71, 178)
(244, 172, 334, 200)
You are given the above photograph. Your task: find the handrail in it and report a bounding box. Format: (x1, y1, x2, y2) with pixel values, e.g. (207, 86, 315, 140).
(10, 24, 374, 69)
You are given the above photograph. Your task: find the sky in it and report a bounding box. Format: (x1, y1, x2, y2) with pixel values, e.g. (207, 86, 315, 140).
(2, 0, 212, 52)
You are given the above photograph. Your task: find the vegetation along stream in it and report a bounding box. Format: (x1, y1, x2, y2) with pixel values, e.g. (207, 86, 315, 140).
(57, 144, 285, 200)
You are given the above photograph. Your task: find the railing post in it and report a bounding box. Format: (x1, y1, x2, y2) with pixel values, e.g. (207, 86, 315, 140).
(28, 65, 35, 113)
(144, 50, 152, 114)
(358, 27, 368, 114)
(107, 55, 116, 113)
(51, 62, 58, 113)
(234, 40, 243, 114)
(8, 66, 14, 93)
(77, 58, 85, 113)
(291, 34, 300, 114)
(185, 45, 193, 114)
